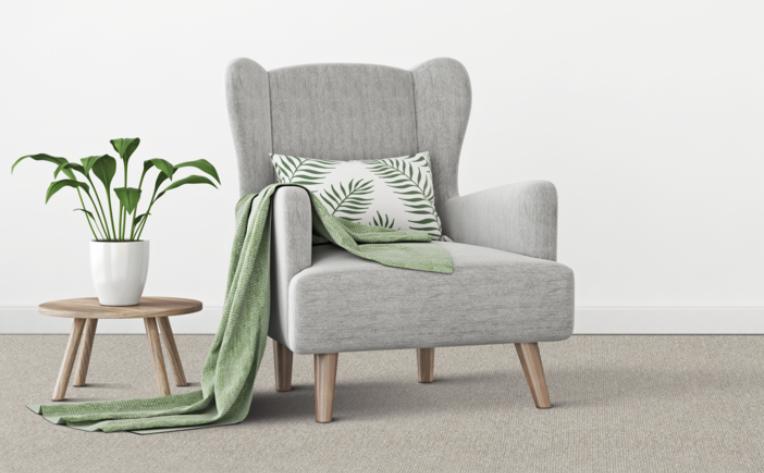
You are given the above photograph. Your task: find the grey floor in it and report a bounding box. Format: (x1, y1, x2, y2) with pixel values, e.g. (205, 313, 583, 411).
(1, 335, 763, 472)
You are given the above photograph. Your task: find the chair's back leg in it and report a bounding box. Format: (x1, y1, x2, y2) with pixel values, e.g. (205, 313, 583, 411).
(273, 339, 294, 392)
(514, 342, 552, 408)
(314, 353, 339, 423)
(416, 348, 435, 383)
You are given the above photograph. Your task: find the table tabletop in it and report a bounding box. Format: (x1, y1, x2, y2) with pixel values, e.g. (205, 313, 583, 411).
(38, 296, 203, 319)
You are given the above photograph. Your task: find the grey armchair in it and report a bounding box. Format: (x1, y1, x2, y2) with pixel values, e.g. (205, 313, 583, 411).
(226, 58, 574, 423)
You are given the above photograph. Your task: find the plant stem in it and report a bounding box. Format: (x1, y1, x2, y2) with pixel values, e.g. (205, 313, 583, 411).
(74, 188, 99, 240)
(116, 192, 123, 240)
(85, 183, 109, 240)
(80, 191, 105, 240)
(121, 160, 128, 240)
(83, 189, 109, 239)
(134, 200, 152, 240)
(118, 201, 123, 240)
(108, 192, 119, 240)
(83, 175, 112, 240)
(88, 210, 105, 240)
(134, 188, 159, 240)
(93, 219, 105, 240)
(130, 173, 145, 239)
(119, 196, 125, 239)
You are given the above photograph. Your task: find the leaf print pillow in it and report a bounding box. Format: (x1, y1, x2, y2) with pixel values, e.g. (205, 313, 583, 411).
(270, 152, 442, 239)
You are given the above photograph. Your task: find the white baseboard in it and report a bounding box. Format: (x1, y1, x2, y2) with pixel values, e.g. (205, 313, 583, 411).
(573, 307, 764, 334)
(1, 306, 764, 334)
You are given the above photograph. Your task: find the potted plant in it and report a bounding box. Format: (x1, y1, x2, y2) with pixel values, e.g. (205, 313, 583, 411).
(12, 137, 220, 306)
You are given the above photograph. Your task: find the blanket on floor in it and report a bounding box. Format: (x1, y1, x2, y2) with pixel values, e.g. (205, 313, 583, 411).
(29, 183, 453, 432)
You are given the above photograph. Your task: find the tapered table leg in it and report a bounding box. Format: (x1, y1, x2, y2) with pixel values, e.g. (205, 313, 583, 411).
(144, 317, 171, 396)
(157, 317, 187, 386)
(74, 318, 98, 386)
(52, 318, 86, 400)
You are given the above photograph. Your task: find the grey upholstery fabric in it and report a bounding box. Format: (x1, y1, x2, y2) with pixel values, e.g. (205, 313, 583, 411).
(226, 59, 273, 196)
(226, 58, 575, 354)
(270, 187, 312, 345)
(287, 243, 574, 354)
(269, 64, 418, 161)
(226, 58, 470, 227)
(413, 58, 471, 213)
(444, 181, 558, 261)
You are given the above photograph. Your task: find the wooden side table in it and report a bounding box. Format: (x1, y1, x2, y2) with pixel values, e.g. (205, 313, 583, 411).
(39, 296, 202, 401)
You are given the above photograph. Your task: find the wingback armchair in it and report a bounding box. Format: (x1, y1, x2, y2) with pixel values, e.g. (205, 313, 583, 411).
(226, 57, 574, 422)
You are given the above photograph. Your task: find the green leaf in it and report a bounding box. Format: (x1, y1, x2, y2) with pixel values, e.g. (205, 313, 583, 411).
(83, 155, 117, 190)
(176, 159, 220, 184)
(110, 138, 140, 164)
(114, 187, 142, 213)
(73, 207, 97, 221)
(11, 153, 66, 173)
(156, 174, 216, 199)
(45, 179, 89, 203)
(54, 161, 86, 179)
(155, 170, 170, 190)
(142, 158, 176, 180)
(80, 155, 99, 174)
(134, 212, 151, 225)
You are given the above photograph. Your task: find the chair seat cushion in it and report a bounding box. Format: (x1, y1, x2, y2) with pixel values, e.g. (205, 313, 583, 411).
(286, 242, 574, 353)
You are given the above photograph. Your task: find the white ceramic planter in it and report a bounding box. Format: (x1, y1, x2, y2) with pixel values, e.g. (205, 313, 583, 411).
(90, 241, 150, 306)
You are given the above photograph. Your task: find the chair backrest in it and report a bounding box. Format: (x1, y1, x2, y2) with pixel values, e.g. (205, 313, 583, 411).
(226, 58, 471, 216)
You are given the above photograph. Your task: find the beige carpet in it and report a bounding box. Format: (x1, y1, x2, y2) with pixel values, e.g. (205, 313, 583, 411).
(1, 335, 763, 472)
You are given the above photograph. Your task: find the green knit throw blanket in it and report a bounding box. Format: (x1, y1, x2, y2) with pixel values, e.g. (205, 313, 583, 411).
(29, 184, 453, 432)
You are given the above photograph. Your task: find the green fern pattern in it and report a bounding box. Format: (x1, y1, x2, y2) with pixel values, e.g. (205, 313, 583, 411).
(319, 178, 374, 221)
(366, 155, 441, 238)
(272, 154, 336, 186)
(370, 211, 396, 229)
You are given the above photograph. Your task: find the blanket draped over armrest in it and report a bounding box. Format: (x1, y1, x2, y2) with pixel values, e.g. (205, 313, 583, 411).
(29, 183, 453, 433)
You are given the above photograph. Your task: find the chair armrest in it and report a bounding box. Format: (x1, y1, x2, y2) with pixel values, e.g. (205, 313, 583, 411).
(270, 186, 312, 345)
(443, 180, 558, 260)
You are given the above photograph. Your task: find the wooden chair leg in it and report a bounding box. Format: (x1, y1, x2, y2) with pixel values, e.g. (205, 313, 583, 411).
(416, 348, 435, 383)
(74, 318, 98, 386)
(144, 317, 171, 396)
(515, 342, 551, 408)
(273, 339, 294, 392)
(52, 318, 86, 401)
(157, 317, 188, 386)
(314, 353, 338, 423)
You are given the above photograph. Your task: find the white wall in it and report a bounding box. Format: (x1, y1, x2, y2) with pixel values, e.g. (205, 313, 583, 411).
(2, 0, 763, 333)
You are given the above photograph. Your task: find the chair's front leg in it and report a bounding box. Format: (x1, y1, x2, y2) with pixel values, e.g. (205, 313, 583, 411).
(314, 353, 338, 423)
(514, 343, 551, 408)
(273, 339, 293, 392)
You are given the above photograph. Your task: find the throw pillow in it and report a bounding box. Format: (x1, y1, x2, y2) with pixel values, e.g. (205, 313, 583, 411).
(271, 152, 442, 239)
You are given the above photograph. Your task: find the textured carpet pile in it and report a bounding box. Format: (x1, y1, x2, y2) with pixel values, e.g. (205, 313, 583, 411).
(2, 335, 763, 472)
